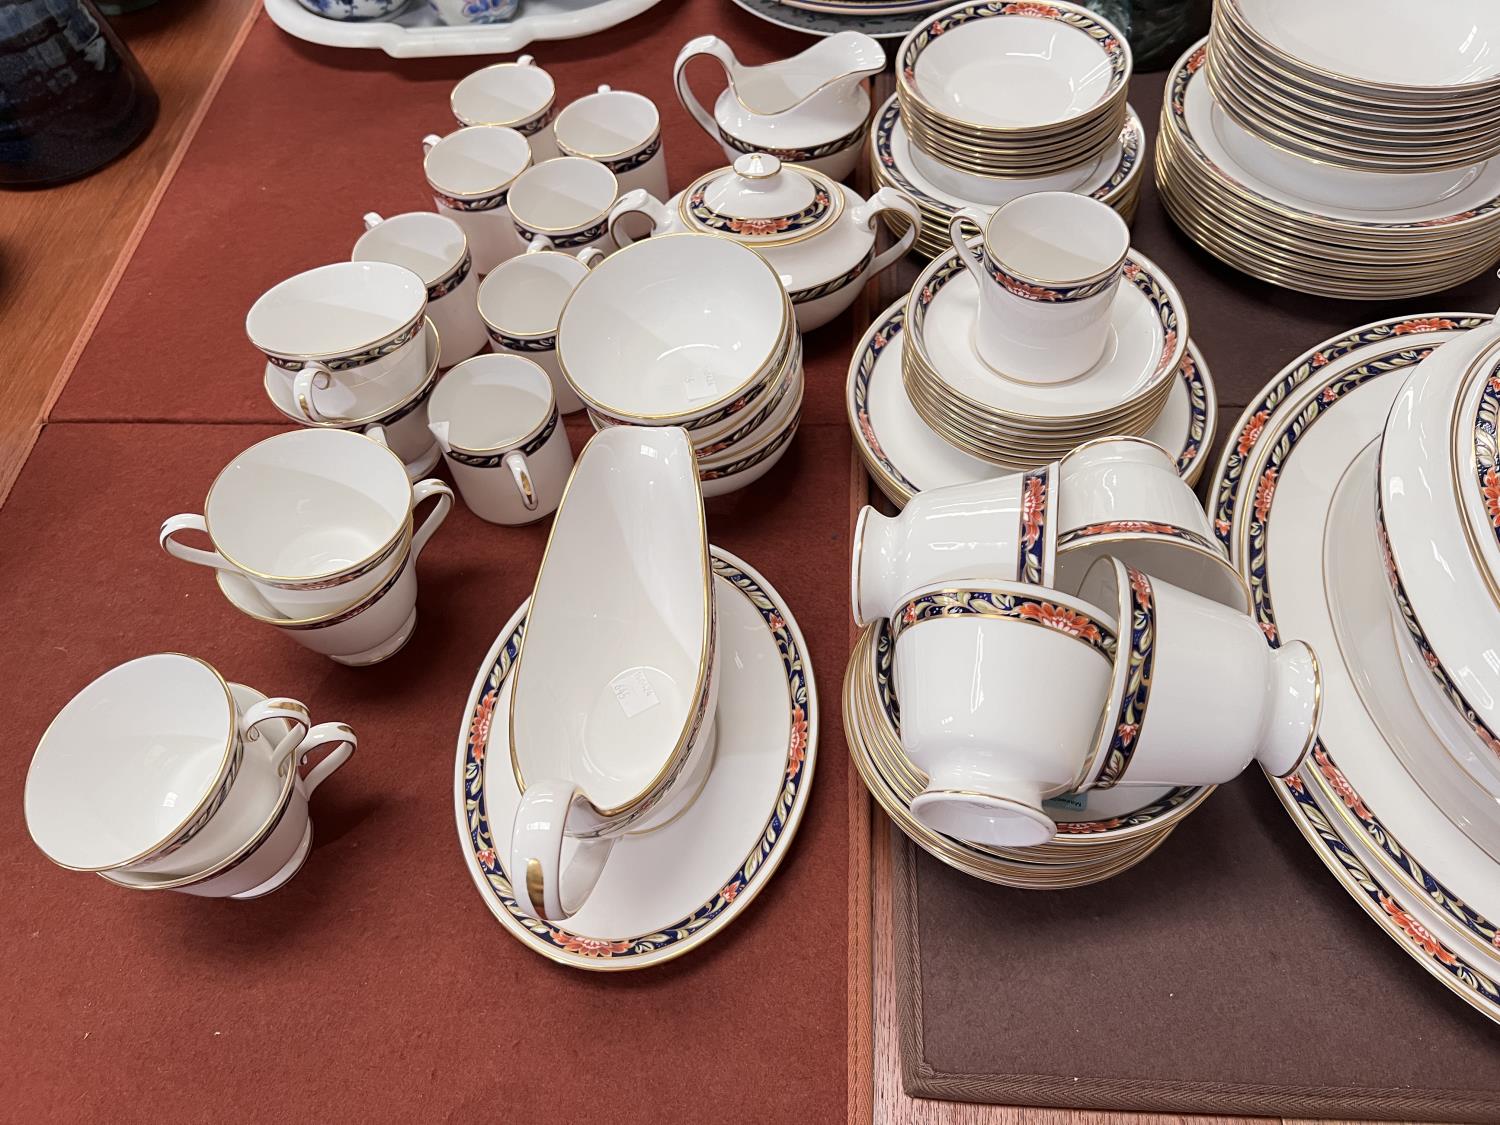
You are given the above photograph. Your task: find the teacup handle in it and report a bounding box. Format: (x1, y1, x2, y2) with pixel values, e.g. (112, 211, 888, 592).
(292, 362, 338, 424)
(410, 478, 455, 559)
(241, 696, 313, 771)
(421, 133, 443, 156)
(504, 450, 537, 511)
(520, 230, 556, 252)
(947, 206, 990, 288)
(577, 247, 604, 269)
(362, 211, 384, 231)
(673, 35, 737, 139)
(159, 513, 233, 572)
(510, 778, 616, 921)
(856, 187, 921, 276)
(291, 721, 358, 796)
(607, 189, 670, 248)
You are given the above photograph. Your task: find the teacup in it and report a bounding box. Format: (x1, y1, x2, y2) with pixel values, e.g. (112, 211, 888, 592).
(421, 125, 533, 274)
(354, 212, 486, 367)
(24, 654, 344, 877)
(246, 261, 429, 420)
(891, 580, 1117, 847)
(552, 86, 668, 200)
(476, 242, 603, 413)
(508, 426, 718, 921)
(451, 56, 558, 162)
(160, 428, 452, 619)
(1075, 557, 1320, 791)
(948, 191, 1130, 384)
(427, 354, 573, 525)
(99, 685, 356, 899)
(507, 156, 619, 255)
(1055, 437, 1249, 613)
(851, 465, 1059, 627)
(427, 0, 520, 26)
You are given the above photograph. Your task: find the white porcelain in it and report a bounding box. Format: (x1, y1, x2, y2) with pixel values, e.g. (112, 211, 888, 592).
(674, 32, 882, 181)
(693, 341, 804, 465)
(428, 354, 573, 525)
(850, 465, 1058, 627)
(427, 0, 519, 27)
(421, 126, 532, 274)
(557, 233, 791, 427)
(608, 153, 918, 332)
(476, 241, 602, 413)
(1055, 437, 1247, 612)
(552, 85, 667, 199)
(506, 156, 619, 256)
(698, 394, 804, 499)
(294, 0, 406, 19)
(451, 56, 558, 160)
(1075, 557, 1319, 791)
(24, 655, 320, 874)
(948, 192, 1130, 384)
(246, 261, 429, 420)
(507, 426, 718, 921)
(354, 212, 485, 366)
(160, 428, 451, 619)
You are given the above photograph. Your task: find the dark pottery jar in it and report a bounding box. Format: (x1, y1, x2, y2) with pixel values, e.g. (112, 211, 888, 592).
(1086, 0, 1210, 71)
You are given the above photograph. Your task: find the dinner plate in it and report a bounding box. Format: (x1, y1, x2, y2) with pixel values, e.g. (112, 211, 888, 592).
(847, 296, 1214, 506)
(454, 548, 816, 969)
(1211, 311, 1500, 1021)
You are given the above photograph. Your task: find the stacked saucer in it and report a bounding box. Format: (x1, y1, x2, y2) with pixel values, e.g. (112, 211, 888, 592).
(1158, 32, 1500, 298)
(1208, 0, 1500, 174)
(558, 234, 804, 498)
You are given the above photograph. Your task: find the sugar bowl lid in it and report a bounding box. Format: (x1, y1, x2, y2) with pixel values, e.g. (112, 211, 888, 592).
(678, 153, 843, 246)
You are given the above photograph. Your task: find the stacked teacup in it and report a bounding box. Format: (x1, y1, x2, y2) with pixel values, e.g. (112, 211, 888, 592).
(25, 654, 356, 899)
(556, 234, 805, 498)
(846, 438, 1322, 887)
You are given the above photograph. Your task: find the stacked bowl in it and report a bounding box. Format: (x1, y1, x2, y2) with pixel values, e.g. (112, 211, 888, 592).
(1157, 0, 1500, 298)
(872, 0, 1141, 259)
(557, 234, 805, 498)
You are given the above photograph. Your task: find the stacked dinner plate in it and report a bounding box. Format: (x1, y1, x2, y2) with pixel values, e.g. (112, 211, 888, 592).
(1158, 6, 1500, 298)
(845, 621, 1212, 889)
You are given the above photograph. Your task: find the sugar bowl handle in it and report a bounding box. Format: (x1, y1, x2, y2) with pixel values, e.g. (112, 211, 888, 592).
(855, 187, 921, 276)
(510, 778, 617, 921)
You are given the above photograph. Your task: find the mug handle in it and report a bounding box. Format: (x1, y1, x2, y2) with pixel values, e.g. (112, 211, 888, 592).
(362, 211, 384, 231)
(947, 206, 990, 288)
(292, 362, 337, 424)
(160, 513, 233, 572)
(510, 778, 616, 921)
(856, 187, 921, 276)
(517, 53, 536, 68)
(577, 247, 605, 269)
(240, 696, 313, 774)
(607, 189, 670, 248)
(673, 36, 736, 139)
(597, 83, 611, 94)
(504, 450, 537, 511)
(410, 478, 455, 559)
(291, 721, 358, 796)
(421, 133, 443, 156)
(521, 230, 556, 252)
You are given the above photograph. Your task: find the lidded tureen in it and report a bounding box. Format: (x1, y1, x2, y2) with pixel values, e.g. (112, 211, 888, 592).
(608, 153, 919, 331)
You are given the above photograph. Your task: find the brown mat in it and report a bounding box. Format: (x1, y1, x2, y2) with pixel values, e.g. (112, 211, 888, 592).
(4, 9, 860, 1122)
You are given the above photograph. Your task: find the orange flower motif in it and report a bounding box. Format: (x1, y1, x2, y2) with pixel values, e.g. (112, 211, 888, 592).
(1002, 277, 1062, 301)
(729, 215, 792, 237)
(1483, 467, 1500, 529)
(475, 847, 496, 870)
(1128, 567, 1152, 609)
(720, 880, 741, 903)
(1123, 262, 1141, 281)
(1259, 619, 1277, 642)
(1215, 518, 1232, 536)
(902, 602, 919, 626)
(1320, 386, 1338, 404)
(858, 412, 887, 460)
(768, 611, 786, 631)
(1003, 2, 1059, 17)
(1020, 475, 1047, 547)
(1380, 893, 1457, 966)
(1116, 722, 1139, 746)
(1284, 772, 1305, 794)
(553, 932, 632, 958)
(1017, 601, 1102, 643)
(1489, 375, 1500, 394)
(1253, 468, 1277, 523)
(1057, 818, 1119, 833)
(1237, 409, 1268, 456)
(469, 691, 498, 761)
(1392, 317, 1457, 335)
(1155, 330, 1178, 374)
(1310, 351, 1328, 367)
(1186, 45, 1207, 72)
(787, 705, 809, 779)
(1315, 747, 1370, 820)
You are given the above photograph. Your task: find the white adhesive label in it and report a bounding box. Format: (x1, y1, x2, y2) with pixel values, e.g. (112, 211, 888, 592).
(684, 369, 719, 403)
(609, 669, 660, 718)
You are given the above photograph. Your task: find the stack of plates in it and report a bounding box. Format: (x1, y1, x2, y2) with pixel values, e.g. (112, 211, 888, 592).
(1158, 36, 1500, 298)
(845, 620, 1212, 889)
(896, 0, 1131, 178)
(899, 241, 1189, 468)
(1207, 0, 1500, 173)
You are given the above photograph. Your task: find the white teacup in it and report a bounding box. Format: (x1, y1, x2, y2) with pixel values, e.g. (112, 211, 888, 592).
(23, 655, 342, 876)
(892, 580, 1118, 847)
(552, 85, 668, 200)
(427, 354, 574, 526)
(475, 241, 601, 414)
(354, 212, 486, 367)
(451, 56, 558, 162)
(160, 428, 452, 619)
(246, 261, 429, 420)
(508, 426, 718, 921)
(422, 125, 533, 274)
(851, 465, 1059, 627)
(948, 191, 1130, 384)
(100, 685, 356, 899)
(507, 156, 619, 255)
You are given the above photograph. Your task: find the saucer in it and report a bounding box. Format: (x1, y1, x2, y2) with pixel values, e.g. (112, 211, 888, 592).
(848, 295, 1215, 506)
(454, 548, 816, 969)
(1211, 310, 1500, 1021)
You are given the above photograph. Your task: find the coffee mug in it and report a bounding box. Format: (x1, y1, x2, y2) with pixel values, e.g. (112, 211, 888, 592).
(949, 191, 1130, 384)
(427, 354, 573, 525)
(422, 125, 532, 274)
(450, 55, 558, 161)
(475, 241, 602, 413)
(507, 156, 619, 255)
(850, 464, 1058, 627)
(354, 211, 486, 367)
(551, 85, 667, 200)
(160, 428, 452, 619)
